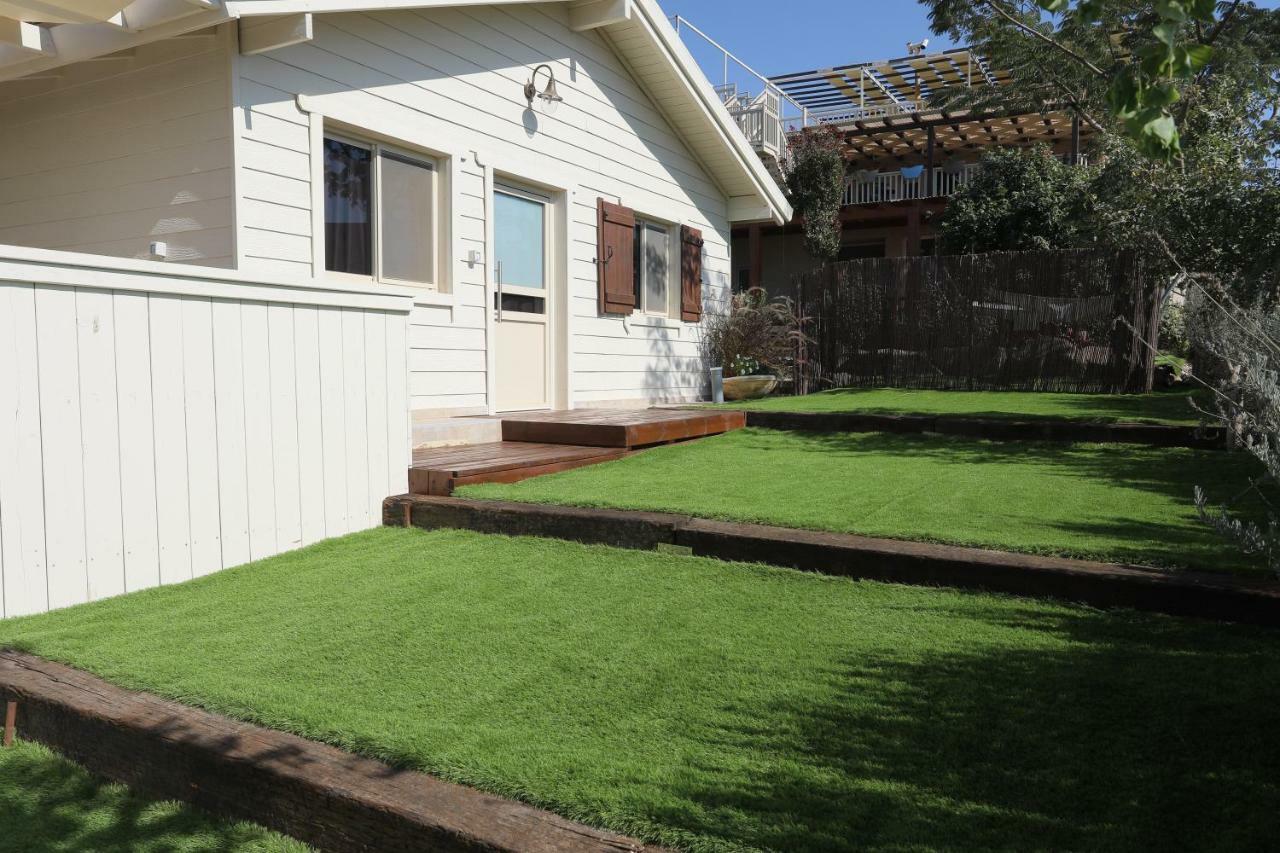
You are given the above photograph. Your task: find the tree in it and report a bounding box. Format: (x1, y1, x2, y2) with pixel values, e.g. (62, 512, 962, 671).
(785, 126, 845, 262)
(937, 146, 1094, 253)
(920, 0, 1255, 160)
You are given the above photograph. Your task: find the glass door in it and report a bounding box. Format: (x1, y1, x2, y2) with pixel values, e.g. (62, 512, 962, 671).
(493, 186, 551, 412)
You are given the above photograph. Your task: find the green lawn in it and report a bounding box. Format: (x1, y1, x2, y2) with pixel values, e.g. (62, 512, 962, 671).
(0, 739, 307, 853)
(0, 529, 1277, 852)
(715, 387, 1210, 424)
(462, 428, 1264, 573)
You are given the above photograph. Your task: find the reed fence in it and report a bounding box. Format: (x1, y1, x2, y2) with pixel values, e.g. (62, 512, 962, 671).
(791, 249, 1159, 394)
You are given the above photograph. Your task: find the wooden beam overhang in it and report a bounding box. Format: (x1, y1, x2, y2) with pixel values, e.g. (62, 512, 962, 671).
(238, 11, 311, 54)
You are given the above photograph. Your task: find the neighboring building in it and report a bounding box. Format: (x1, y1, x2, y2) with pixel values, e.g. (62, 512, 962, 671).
(670, 28, 1090, 292)
(0, 0, 790, 616)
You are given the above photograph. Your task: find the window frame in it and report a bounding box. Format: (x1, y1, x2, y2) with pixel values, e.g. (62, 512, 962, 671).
(632, 217, 677, 318)
(322, 130, 442, 291)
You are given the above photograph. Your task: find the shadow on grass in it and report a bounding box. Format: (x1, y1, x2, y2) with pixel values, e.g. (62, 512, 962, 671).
(0, 740, 297, 853)
(651, 608, 1280, 852)
(760, 429, 1264, 512)
(757, 387, 1212, 424)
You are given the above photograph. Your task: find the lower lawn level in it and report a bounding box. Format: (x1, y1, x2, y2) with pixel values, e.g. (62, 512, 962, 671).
(1, 529, 1278, 852)
(0, 739, 307, 852)
(462, 428, 1265, 573)
(716, 387, 1212, 425)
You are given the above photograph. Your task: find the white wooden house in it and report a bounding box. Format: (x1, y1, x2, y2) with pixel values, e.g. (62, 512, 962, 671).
(0, 0, 790, 616)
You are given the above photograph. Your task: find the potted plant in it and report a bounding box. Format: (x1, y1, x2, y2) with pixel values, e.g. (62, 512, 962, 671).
(705, 287, 806, 401)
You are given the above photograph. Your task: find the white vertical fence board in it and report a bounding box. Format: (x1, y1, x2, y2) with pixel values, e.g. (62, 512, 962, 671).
(75, 288, 126, 601)
(241, 300, 277, 561)
(182, 297, 223, 578)
(113, 290, 160, 593)
(364, 312, 389, 516)
(149, 294, 192, 586)
(212, 299, 251, 569)
(385, 312, 409, 496)
(1, 277, 409, 614)
(0, 283, 48, 617)
(268, 303, 302, 553)
(317, 306, 348, 537)
(35, 285, 88, 609)
(294, 305, 326, 546)
(341, 309, 370, 531)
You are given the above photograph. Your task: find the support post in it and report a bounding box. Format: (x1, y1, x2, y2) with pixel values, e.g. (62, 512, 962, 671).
(1070, 115, 1081, 165)
(748, 224, 764, 291)
(925, 125, 936, 196)
(905, 204, 922, 257)
(3, 701, 15, 747)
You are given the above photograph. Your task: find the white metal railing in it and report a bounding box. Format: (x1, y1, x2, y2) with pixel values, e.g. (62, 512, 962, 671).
(842, 156, 1087, 206)
(671, 15, 810, 162)
(843, 163, 983, 206)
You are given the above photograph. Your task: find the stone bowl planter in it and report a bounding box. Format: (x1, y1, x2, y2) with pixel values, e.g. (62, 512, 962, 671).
(723, 375, 778, 401)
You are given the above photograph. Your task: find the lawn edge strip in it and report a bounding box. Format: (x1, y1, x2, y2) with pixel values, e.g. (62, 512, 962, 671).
(386, 496, 1280, 627)
(728, 410, 1224, 448)
(0, 651, 660, 853)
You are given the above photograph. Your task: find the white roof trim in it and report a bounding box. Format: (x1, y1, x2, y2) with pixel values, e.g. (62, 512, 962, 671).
(625, 0, 790, 224)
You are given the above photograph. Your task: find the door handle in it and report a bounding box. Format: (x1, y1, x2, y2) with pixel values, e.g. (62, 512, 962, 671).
(495, 260, 503, 322)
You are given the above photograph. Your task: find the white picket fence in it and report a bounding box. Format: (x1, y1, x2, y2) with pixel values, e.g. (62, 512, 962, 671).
(0, 247, 414, 617)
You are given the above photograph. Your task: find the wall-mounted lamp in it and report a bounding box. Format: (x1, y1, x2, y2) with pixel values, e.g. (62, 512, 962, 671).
(524, 64, 563, 115)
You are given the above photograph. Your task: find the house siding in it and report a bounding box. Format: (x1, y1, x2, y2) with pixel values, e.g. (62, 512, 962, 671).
(0, 27, 236, 267)
(233, 3, 731, 414)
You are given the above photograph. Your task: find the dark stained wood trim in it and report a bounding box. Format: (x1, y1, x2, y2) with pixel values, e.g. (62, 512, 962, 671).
(387, 495, 1280, 627)
(0, 651, 660, 853)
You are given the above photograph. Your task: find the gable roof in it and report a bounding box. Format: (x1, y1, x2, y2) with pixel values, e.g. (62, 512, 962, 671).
(0, 0, 790, 224)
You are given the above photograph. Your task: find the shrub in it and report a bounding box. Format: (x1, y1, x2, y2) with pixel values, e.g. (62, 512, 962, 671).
(705, 288, 807, 378)
(785, 126, 845, 262)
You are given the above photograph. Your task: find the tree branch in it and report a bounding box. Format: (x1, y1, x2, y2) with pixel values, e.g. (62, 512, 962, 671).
(984, 0, 1108, 78)
(1206, 0, 1242, 47)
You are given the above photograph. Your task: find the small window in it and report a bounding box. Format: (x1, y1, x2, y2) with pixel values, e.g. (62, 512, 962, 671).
(323, 134, 442, 288)
(633, 220, 671, 316)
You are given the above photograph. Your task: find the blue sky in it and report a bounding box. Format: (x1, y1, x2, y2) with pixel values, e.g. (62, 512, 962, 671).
(657, 0, 1280, 80)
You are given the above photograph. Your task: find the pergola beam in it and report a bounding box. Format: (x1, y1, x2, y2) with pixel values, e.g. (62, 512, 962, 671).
(109, 0, 218, 33)
(568, 0, 630, 31)
(238, 12, 311, 55)
(0, 17, 52, 55)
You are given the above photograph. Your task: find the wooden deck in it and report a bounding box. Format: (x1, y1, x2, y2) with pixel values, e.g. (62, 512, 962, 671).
(500, 408, 745, 449)
(408, 408, 744, 495)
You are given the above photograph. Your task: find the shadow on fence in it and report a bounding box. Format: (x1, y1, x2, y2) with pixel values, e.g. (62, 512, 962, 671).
(791, 249, 1159, 395)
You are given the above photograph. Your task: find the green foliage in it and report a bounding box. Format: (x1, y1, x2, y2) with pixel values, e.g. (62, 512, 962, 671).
(1160, 299, 1190, 358)
(937, 146, 1094, 253)
(6, 528, 1280, 851)
(784, 125, 845, 261)
(922, 0, 1238, 160)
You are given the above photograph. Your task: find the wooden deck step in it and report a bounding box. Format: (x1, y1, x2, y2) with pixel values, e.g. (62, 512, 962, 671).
(409, 442, 626, 496)
(500, 408, 746, 449)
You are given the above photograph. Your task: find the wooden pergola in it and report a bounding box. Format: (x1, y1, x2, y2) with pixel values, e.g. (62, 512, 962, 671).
(838, 108, 1087, 168)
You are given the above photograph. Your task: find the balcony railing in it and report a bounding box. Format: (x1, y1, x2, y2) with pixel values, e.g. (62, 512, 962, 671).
(843, 155, 1088, 206)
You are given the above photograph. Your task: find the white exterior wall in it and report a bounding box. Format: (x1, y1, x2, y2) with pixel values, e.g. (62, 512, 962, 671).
(0, 26, 236, 267)
(233, 3, 732, 415)
(0, 250, 411, 618)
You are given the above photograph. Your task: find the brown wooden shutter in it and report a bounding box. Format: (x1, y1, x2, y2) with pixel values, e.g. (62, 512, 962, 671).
(680, 224, 704, 323)
(597, 198, 635, 315)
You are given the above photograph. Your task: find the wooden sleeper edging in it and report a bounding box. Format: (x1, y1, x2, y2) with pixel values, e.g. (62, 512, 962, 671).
(734, 410, 1225, 449)
(0, 651, 660, 853)
(388, 495, 1280, 628)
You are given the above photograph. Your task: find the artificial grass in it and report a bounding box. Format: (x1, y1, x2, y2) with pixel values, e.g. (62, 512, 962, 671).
(462, 428, 1265, 573)
(0, 739, 308, 853)
(714, 386, 1210, 424)
(0, 528, 1277, 852)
